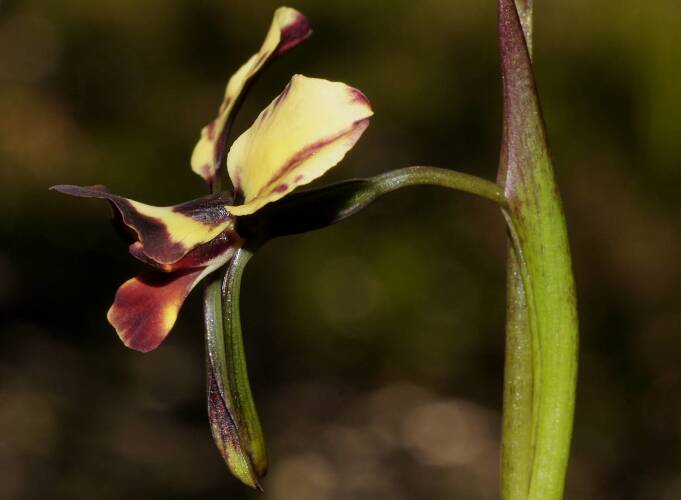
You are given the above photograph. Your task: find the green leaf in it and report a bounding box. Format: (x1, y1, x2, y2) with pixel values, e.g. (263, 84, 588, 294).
(497, 1, 579, 499)
(501, 250, 534, 500)
(204, 247, 266, 490)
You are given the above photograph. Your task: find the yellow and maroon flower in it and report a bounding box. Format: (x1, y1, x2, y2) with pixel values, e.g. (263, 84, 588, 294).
(51, 7, 373, 354)
(191, 6, 312, 185)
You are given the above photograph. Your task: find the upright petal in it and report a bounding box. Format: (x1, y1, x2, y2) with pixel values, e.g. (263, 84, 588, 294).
(50, 185, 234, 267)
(226, 75, 373, 216)
(191, 7, 311, 184)
(108, 242, 238, 352)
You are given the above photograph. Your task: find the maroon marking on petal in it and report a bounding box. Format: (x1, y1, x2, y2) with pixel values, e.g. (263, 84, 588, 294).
(272, 80, 292, 109)
(51, 185, 140, 244)
(50, 184, 110, 196)
(199, 163, 214, 184)
(348, 87, 372, 108)
(51, 184, 183, 261)
(169, 231, 236, 269)
(274, 13, 311, 56)
(214, 114, 235, 175)
(273, 183, 288, 194)
(52, 184, 233, 266)
(130, 230, 238, 272)
(217, 96, 232, 115)
(256, 117, 372, 198)
(231, 170, 243, 194)
(116, 200, 188, 264)
(206, 120, 217, 141)
(294, 174, 304, 183)
(108, 269, 203, 352)
(128, 241, 151, 266)
(253, 51, 270, 72)
(110, 207, 139, 244)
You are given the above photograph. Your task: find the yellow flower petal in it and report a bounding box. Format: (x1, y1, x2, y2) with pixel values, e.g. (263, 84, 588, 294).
(191, 7, 311, 184)
(226, 75, 373, 216)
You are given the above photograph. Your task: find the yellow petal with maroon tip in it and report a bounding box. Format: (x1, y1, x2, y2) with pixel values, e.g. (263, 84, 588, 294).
(190, 7, 311, 184)
(107, 243, 238, 352)
(226, 75, 373, 216)
(50, 185, 234, 266)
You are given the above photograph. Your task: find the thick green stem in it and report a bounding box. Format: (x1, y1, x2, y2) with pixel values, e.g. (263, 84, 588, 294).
(500, 248, 534, 500)
(500, 2, 536, 499)
(498, 1, 579, 499)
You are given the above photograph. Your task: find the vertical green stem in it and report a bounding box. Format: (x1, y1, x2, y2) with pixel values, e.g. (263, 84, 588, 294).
(499, 1, 579, 499)
(500, 248, 534, 499)
(500, 3, 536, 498)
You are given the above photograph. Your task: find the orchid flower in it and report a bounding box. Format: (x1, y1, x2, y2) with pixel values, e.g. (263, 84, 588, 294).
(51, 8, 373, 355)
(51, 4, 580, 496)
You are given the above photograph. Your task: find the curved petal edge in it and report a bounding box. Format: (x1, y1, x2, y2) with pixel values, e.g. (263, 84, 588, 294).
(50, 185, 235, 266)
(226, 75, 373, 216)
(107, 243, 237, 352)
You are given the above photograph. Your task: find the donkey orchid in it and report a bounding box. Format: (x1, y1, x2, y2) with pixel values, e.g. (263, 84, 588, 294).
(51, 8, 373, 354)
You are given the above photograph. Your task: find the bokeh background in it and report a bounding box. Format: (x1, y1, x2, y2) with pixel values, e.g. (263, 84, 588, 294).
(1, 1, 680, 499)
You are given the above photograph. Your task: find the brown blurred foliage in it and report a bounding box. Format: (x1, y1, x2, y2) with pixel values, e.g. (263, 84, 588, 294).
(1, 1, 680, 499)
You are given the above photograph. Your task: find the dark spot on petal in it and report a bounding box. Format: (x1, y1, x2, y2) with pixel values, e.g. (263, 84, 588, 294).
(205, 120, 217, 141)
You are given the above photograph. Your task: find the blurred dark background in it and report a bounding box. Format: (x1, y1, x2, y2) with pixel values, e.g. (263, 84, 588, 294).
(1, 1, 680, 499)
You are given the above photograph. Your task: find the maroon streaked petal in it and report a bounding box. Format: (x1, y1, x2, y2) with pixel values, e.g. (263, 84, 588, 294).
(190, 7, 312, 184)
(106, 236, 239, 352)
(226, 75, 373, 216)
(50, 185, 234, 266)
(129, 230, 241, 272)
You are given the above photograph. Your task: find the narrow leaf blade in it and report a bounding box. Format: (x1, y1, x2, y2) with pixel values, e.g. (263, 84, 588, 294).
(204, 248, 267, 489)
